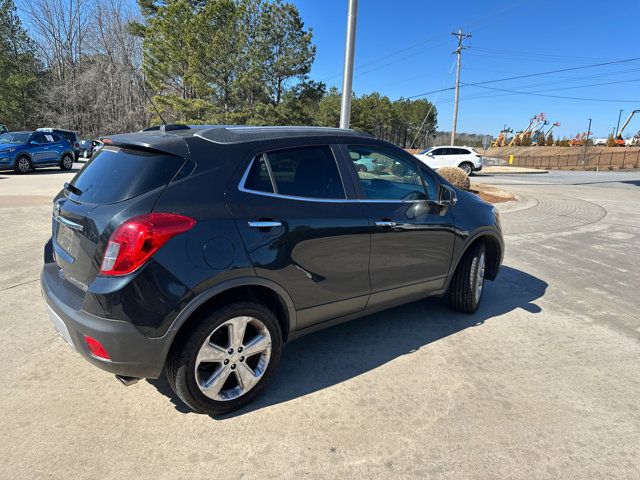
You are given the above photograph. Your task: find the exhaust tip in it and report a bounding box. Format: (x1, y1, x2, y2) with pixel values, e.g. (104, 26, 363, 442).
(115, 375, 140, 386)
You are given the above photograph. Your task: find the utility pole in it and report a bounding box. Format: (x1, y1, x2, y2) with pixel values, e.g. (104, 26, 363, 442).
(339, 0, 358, 129)
(585, 118, 592, 144)
(450, 29, 471, 145)
(616, 109, 624, 137)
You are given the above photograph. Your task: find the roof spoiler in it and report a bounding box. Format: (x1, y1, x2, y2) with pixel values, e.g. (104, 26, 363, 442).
(101, 132, 190, 158)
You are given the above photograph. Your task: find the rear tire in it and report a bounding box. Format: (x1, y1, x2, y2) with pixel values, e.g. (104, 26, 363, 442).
(14, 156, 31, 174)
(60, 154, 73, 171)
(458, 162, 473, 175)
(166, 301, 283, 415)
(449, 242, 486, 314)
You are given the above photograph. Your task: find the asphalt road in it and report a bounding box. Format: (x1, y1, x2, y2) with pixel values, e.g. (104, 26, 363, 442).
(1, 167, 639, 479)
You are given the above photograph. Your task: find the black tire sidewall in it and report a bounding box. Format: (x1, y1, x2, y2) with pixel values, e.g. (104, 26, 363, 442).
(449, 242, 486, 313)
(168, 301, 283, 415)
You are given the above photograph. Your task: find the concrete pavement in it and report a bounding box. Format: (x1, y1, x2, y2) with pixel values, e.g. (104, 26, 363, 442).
(1, 167, 639, 479)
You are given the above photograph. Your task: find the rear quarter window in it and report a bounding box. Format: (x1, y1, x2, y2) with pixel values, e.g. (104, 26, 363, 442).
(67, 146, 184, 204)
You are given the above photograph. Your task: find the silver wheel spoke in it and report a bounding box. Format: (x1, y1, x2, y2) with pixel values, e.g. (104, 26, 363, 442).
(196, 341, 227, 364)
(242, 333, 271, 357)
(201, 366, 231, 399)
(228, 316, 249, 348)
(194, 315, 272, 402)
(235, 362, 260, 391)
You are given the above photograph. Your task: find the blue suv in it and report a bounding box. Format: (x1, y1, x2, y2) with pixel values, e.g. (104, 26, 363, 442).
(0, 131, 75, 174)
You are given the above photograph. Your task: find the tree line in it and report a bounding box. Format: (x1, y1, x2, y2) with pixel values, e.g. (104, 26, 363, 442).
(0, 0, 437, 147)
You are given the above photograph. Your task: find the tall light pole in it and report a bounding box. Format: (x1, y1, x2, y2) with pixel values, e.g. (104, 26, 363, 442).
(616, 109, 624, 137)
(339, 0, 358, 129)
(450, 29, 471, 145)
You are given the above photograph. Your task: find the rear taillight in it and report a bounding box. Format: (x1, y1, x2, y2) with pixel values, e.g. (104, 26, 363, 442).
(100, 213, 196, 276)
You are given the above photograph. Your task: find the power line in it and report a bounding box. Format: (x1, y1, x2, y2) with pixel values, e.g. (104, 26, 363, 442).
(406, 56, 640, 99)
(461, 83, 640, 103)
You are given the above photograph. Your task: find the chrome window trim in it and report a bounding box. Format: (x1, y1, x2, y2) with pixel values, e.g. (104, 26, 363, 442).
(239, 156, 429, 204)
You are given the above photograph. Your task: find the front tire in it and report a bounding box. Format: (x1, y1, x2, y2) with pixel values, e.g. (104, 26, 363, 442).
(449, 242, 486, 314)
(60, 154, 74, 171)
(14, 156, 31, 174)
(166, 301, 283, 415)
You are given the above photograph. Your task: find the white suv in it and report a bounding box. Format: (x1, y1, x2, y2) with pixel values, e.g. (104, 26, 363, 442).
(414, 146, 483, 174)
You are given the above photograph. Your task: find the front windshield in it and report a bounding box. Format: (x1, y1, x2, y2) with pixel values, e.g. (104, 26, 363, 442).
(419, 147, 434, 155)
(0, 132, 31, 144)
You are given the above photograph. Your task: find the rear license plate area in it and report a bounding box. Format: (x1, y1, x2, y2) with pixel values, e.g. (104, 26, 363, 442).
(56, 224, 79, 260)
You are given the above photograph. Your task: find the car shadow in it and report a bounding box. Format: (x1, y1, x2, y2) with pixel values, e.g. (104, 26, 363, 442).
(148, 265, 547, 417)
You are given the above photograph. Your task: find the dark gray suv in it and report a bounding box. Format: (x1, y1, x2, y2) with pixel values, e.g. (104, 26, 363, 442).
(41, 126, 503, 415)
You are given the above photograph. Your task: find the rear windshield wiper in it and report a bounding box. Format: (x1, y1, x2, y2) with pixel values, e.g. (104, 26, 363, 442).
(64, 182, 82, 196)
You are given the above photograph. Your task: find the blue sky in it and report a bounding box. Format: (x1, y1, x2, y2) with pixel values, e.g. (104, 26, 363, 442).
(296, 0, 640, 138)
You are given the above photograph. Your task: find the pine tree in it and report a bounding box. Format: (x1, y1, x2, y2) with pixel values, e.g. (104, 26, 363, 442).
(0, 0, 41, 129)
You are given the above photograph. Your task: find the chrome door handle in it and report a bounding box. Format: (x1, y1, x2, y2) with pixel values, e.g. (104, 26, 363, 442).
(248, 221, 282, 229)
(374, 221, 397, 227)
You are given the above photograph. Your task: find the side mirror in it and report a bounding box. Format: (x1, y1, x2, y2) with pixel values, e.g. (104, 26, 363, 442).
(438, 185, 457, 207)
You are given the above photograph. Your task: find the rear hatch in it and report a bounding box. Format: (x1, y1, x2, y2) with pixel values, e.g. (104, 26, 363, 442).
(53, 145, 186, 291)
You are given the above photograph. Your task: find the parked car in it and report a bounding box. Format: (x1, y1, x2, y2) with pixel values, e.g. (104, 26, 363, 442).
(0, 131, 75, 174)
(0, 124, 7, 134)
(78, 139, 100, 158)
(41, 125, 503, 415)
(37, 128, 81, 160)
(351, 152, 378, 172)
(414, 146, 483, 174)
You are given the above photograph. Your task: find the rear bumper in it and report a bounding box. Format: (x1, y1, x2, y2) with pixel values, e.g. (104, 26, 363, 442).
(474, 163, 483, 172)
(41, 264, 169, 379)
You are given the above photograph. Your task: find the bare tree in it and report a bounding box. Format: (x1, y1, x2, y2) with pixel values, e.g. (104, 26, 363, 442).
(21, 0, 148, 137)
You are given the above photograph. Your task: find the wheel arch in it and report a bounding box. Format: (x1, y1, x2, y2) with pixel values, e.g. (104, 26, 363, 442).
(450, 231, 503, 283)
(164, 277, 296, 360)
(15, 151, 33, 162)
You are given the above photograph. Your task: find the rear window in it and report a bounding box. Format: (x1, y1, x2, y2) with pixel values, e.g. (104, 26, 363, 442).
(67, 146, 184, 204)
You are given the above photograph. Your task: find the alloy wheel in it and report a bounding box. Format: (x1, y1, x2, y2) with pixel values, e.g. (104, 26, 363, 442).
(63, 156, 73, 169)
(17, 157, 30, 173)
(194, 316, 272, 401)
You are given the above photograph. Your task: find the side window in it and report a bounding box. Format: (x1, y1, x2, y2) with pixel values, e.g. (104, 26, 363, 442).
(430, 148, 443, 156)
(348, 145, 428, 201)
(243, 146, 345, 199)
(419, 168, 438, 200)
(30, 133, 45, 144)
(43, 134, 56, 143)
(244, 155, 274, 193)
(453, 148, 468, 155)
